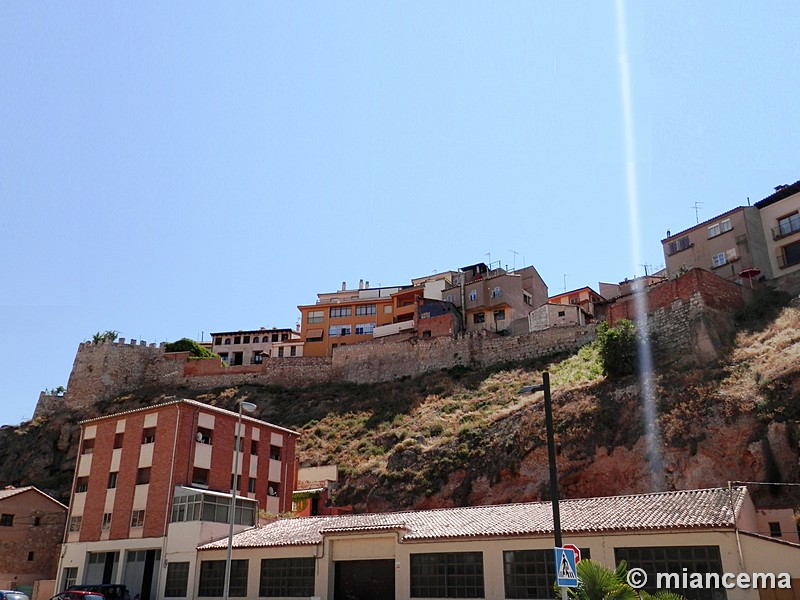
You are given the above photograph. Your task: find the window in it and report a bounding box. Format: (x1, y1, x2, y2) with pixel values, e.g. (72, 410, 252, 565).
(278, 347, 284, 357)
(422, 330, 432, 338)
(243, 335, 250, 344)
(248, 477, 256, 493)
(164, 562, 190, 597)
(224, 338, 231, 345)
(108, 472, 118, 489)
(307, 331, 323, 342)
(192, 467, 209, 486)
(196, 427, 212, 445)
(769, 522, 782, 537)
(113, 432, 124, 449)
(329, 325, 352, 337)
(777, 212, 800, 238)
(446, 294, 455, 303)
(251, 440, 258, 455)
(136, 467, 151, 485)
(468, 290, 477, 302)
(410, 552, 484, 598)
(75, 477, 88, 493)
(272, 333, 279, 342)
(355, 323, 375, 335)
(81, 438, 94, 454)
(68, 515, 81, 532)
(356, 304, 377, 316)
(62, 567, 78, 590)
(384, 305, 393, 313)
(101, 513, 112, 530)
(281, 333, 289, 341)
(130, 509, 145, 528)
(558, 310, 566, 317)
(267, 482, 279, 497)
(33, 516, 40, 526)
(219, 352, 229, 363)
(780, 240, 800, 268)
(493, 309, 506, 321)
(721, 219, 732, 233)
(615, 546, 723, 600)
(340, 326, 351, 336)
(214, 337, 222, 345)
(253, 336, 260, 343)
(523, 292, 533, 306)
(269, 445, 281, 460)
(473, 313, 485, 324)
(0, 513, 13, 526)
(569, 296, 579, 304)
(504, 549, 590, 599)
(330, 306, 352, 318)
(199, 560, 248, 597)
(171, 493, 202, 522)
(251, 352, 263, 364)
(667, 235, 691, 255)
(711, 252, 727, 268)
(290, 345, 297, 356)
(142, 428, 156, 444)
(491, 286, 502, 298)
(27, 551, 34, 561)
(259, 557, 315, 597)
(708, 223, 721, 237)
(234, 336, 241, 344)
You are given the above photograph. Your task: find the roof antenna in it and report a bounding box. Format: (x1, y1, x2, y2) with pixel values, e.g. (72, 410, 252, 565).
(691, 202, 704, 224)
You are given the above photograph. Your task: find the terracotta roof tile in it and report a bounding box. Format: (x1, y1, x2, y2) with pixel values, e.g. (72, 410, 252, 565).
(199, 487, 747, 550)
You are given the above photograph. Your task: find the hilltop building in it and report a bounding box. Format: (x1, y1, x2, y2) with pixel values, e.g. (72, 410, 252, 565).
(0, 486, 67, 589)
(754, 181, 800, 279)
(57, 399, 298, 600)
(209, 327, 301, 365)
(441, 262, 548, 333)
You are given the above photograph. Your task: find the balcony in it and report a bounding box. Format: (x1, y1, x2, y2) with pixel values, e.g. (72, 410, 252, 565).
(772, 217, 800, 241)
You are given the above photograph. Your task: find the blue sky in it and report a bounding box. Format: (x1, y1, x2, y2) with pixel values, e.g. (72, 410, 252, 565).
(1, 2, 797, 426)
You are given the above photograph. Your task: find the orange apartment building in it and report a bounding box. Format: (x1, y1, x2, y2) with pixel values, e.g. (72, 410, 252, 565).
(57, 399, 298, 600)
(755, 180, 800, 278)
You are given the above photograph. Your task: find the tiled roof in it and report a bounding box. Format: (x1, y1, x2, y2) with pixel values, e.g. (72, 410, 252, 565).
(199, 487, 747, 550)
(0, 486, 68, 508)
(0, 486, 34, 500)
(754, 180, 800, 209)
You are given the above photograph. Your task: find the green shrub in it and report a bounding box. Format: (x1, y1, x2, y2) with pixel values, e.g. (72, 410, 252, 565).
(596, 320, 637, 377)
(164, 338, 218, 359)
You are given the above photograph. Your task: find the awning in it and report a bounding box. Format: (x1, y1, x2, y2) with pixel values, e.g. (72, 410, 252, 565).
(306, 329, 323, 338)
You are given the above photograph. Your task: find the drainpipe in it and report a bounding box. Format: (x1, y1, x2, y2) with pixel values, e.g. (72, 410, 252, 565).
(460, 276, 466, 330)
(727, 481, 745, 571)
(160, 404, 182, 590)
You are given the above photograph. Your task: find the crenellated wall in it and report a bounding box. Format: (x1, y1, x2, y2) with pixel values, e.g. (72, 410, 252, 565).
(35, 269, 753, 417)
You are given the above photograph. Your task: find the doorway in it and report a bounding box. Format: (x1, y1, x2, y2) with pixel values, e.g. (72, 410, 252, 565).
(334, 559, 395, 600)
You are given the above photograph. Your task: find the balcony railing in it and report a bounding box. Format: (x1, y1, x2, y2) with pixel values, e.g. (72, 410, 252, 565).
(772, 218, 800, 240)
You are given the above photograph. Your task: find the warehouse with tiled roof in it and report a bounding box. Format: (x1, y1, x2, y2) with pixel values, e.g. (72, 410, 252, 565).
(192, 487, 800, 600)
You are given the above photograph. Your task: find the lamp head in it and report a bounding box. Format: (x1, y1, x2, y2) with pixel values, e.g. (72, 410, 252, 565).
(239, 401, 257, 414)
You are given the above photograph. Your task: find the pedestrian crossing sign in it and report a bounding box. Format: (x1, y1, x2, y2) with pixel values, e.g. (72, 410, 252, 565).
(554, 546, 578, 587)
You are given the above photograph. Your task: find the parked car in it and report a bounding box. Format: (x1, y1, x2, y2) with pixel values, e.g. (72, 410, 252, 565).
(67, 586, 127, 600)
(48, 592, 104, 600)
(0, 591, 31, 600)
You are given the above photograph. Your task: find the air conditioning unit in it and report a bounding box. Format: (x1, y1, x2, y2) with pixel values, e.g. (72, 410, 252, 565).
(726, 248, 739, 261)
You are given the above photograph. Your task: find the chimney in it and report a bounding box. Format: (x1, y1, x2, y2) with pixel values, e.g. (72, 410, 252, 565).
(342, 281, 346, 291)
(365, 281, 370, 289)
(359, 279, 364, 290)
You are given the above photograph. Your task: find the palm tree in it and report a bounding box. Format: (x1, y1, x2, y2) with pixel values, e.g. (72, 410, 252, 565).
(559, 560, 687, 600)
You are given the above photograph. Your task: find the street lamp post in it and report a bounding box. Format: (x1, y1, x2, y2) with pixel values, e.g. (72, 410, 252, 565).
(519, 371, 562, 547)
(223, 400, 257, 600)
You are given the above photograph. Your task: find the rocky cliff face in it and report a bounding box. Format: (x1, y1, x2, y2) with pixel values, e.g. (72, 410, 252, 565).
(4, 304, 799, 513)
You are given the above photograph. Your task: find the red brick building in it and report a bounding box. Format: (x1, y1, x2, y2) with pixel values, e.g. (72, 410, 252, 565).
(57, 399, 299, 600)
(0, 486, 67, 589)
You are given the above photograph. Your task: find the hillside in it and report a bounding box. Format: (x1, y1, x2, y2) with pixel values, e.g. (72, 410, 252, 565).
(2, 302, 799, 513)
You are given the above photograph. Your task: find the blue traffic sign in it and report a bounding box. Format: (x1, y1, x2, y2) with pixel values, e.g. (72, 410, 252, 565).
(555, 546, 578, 587)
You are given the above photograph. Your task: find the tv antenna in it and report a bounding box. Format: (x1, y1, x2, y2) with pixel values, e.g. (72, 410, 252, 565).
(690, 202, 704, 224)
(509, 250, 519, 271)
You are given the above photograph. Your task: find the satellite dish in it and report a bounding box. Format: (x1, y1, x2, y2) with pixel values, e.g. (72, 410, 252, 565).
(196, 432, 203, 442)
(268, 486, 276, 496)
